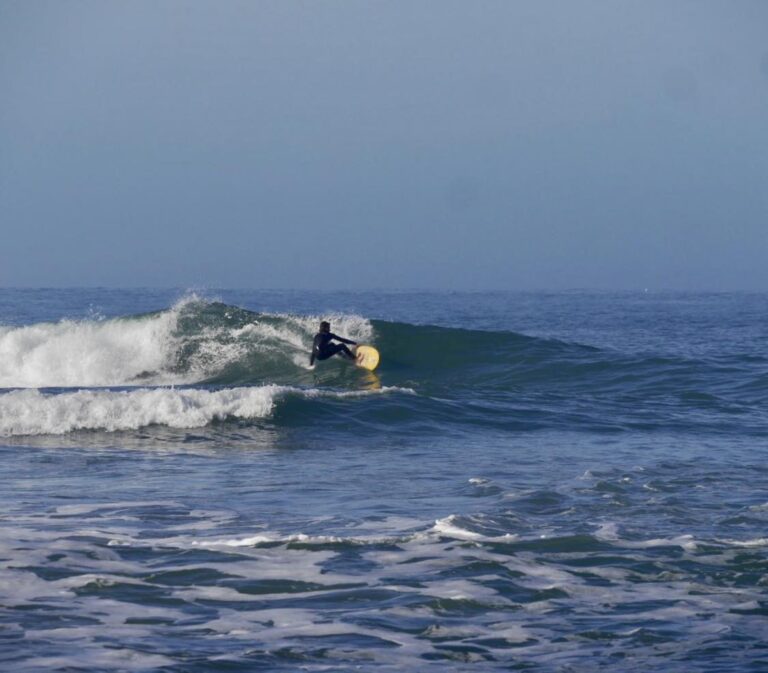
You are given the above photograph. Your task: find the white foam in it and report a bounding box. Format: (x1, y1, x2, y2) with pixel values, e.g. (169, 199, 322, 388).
(430, 515, 517, 543)
(0, 385, 411, 436)
(0, 386, 277, 435)
(716, 537, 768, 548)
(0, 307, 181, 388)
(188, 515, 426, 550)
(3, 499, 761, 671)
(594, 522, 698, 551)
(196, 534, 280, 547)
(638, 534, 698, 552)
(193, 530, 400, 548)
(420, 577, 504, 602)
(433, 515, 483, 540)
(594, 522, 620, 541)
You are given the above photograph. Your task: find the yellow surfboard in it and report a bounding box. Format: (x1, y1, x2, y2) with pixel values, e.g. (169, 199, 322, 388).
(355, 345, 380, 371)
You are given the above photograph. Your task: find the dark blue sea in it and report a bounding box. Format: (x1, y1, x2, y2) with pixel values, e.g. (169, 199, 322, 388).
(1, 289, 767, 672)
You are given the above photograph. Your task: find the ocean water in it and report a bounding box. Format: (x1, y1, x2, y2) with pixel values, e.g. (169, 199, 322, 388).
(1, 289, 767, 672)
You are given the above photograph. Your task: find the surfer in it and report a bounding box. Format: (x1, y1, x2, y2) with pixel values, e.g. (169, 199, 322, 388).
(310, 321, 357, 366)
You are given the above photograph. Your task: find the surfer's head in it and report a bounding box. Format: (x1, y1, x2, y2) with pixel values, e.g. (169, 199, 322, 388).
(319, 321, 331, 333)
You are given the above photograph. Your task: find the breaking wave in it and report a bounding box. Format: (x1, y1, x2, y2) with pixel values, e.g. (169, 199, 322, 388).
(1, 295, 766, 437)
(0, 296, 372, 389)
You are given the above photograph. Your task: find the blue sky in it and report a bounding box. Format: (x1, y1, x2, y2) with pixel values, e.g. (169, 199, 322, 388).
(1, 0, 767, 289)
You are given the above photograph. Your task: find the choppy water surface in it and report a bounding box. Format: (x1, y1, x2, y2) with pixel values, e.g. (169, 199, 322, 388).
(1, 289, 767, 671)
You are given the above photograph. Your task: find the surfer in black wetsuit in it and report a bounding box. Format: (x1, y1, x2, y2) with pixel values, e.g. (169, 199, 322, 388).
(310, 321, 357, 366)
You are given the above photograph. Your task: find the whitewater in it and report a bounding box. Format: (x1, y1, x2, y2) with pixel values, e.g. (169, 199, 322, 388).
(2, 289, 767, 672)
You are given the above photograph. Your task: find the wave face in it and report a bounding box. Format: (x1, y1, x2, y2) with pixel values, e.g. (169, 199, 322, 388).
(1, 296, 766, 437)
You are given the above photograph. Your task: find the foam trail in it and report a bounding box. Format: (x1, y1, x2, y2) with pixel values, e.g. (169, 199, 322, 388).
(0, 385, 411, 436)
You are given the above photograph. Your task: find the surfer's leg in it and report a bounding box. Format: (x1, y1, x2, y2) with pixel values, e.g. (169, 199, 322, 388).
(325, 343, 355, 360)
(316, 346, 336, 361)
(322, 344, 343, 359)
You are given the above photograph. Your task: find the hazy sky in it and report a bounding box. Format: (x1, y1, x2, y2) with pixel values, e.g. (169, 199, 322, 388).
(1, 0, 767, 289)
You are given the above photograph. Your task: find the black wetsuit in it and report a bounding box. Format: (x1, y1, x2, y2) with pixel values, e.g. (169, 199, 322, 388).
(310, 332, 356, 365)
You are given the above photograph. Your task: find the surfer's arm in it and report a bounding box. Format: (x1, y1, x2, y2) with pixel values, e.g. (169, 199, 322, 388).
(330, 333, 357, 345)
